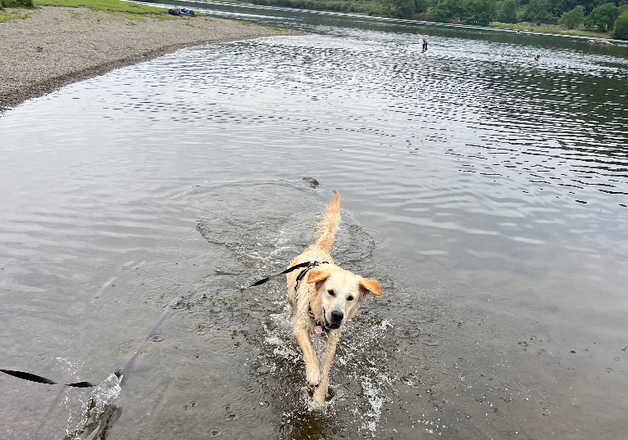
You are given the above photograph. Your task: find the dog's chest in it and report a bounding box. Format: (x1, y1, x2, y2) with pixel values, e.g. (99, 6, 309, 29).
(310, 331, 329, 356)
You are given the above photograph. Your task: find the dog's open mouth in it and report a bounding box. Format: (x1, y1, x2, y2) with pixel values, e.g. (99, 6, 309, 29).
(323, 309, 341, 330)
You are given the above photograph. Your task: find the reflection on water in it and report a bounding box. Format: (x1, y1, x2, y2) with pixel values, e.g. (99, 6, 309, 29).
(0, 5, 627, 440)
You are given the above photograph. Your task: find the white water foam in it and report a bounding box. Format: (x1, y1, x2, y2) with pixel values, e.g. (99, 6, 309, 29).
(64, 372, 122, 440)
(360, 376, 383, 434)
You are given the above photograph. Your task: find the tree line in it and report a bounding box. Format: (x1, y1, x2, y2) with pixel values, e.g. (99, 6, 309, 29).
(381, 0, 627, 38)
(243, 0, 628, 38)
(421, 0, 627, 34)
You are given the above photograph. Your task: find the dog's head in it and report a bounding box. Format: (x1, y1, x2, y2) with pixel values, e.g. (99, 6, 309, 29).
(306, 264, 382, 330)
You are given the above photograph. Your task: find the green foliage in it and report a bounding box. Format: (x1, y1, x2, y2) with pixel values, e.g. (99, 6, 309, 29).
(414, 0, 429, 13)
(1, 0, 34, 8)
(612, 10, 628, 39)
(497, 0, 518, 22)
(431, 0, 450, 21)
(465, 0, 496, 24)
(558, 5, 584, 28)
(432, 0, 495, 24)
(394, 0, 416, 18)
(524, 0, 554, 23)
(586, 2, 618, 31)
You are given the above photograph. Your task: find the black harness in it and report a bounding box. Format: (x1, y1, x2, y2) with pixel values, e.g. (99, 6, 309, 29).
(249, 260, 330, 333)
(249, 260, 329, 289)
(294, 260, 328, 292)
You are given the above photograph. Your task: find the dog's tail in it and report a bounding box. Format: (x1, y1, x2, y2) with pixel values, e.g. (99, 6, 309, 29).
(313, 190, 341, 252)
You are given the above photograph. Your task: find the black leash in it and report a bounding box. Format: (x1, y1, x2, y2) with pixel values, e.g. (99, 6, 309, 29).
(2, 271, 194, 392)
(3, 261, 328, 390)
(248, 260, 328, 288)
(0, 368, 94, 388)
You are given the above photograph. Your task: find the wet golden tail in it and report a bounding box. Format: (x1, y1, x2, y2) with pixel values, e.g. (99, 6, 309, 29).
(313, 190, 341, 252)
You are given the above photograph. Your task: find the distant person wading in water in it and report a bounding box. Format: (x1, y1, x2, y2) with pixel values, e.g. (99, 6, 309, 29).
(421, 36, 428, 53)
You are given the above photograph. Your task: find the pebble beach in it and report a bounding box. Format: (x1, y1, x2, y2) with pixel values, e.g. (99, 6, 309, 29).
(0, 6, 291, 109)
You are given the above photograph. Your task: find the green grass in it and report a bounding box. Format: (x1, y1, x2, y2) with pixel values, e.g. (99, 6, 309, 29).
(34, 0, 167, 16)
(0, 7, 31, 22)
(491, 21, 610, 39)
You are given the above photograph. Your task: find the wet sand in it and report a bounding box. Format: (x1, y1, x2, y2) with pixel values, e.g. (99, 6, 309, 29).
(0, 6, 293, 109)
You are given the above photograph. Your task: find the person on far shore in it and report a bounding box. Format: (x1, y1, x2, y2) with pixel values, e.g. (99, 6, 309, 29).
(421, 36, 428, 53)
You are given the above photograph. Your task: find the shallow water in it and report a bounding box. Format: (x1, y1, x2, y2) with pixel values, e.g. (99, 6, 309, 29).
(1, 4, 627, 439)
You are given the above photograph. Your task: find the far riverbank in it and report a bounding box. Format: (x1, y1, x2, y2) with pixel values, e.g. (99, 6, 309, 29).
(143, 0, 627, 43)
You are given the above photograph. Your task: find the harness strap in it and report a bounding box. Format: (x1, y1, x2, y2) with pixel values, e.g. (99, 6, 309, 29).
(248, 261, 312, 287)
(249, 260, 330, 335)
(248, 260, 328, 289)
(294, 260, 328, 292)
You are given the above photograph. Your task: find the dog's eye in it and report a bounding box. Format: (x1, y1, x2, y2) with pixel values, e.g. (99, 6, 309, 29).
(347, 295, 354, 301)
(327, 289, 336, 297)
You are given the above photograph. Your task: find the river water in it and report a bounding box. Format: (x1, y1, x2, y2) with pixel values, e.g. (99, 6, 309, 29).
(1, 3, 627, 439)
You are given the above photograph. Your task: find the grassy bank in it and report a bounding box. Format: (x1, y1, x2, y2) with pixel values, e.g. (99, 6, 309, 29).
(227, 0, 390, 16)
(1, 0, 33, 23)
(34, 0, 167, 15)
(491, 21, 610, 39)
(0, 8, 32, 23)
(0, 0, 171, 22)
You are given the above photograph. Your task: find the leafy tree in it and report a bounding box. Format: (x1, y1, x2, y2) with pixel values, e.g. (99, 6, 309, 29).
(464, 0, 496, 24)
(613, 11, 628, 39)
(393, 0, 417, 17)
(524, 0, 554, 23)
(1, 0, 33, 6)
(586, 2, 619, 31)
(559, 5, 584, 27)
(414, 0, 430, 13)
(392, 0, 415, 17)
(432, 0, 465, 21)
(498, 0, 518, 22)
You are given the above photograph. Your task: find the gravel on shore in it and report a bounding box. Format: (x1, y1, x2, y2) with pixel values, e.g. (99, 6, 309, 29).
(0, 7, 293, 109)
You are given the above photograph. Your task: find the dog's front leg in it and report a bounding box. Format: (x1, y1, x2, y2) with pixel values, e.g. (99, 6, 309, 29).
(313, 331, 340, 403)
(295, 320, 320, 386)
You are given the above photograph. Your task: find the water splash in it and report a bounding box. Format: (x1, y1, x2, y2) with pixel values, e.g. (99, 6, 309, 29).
(64, 371, 123, 440)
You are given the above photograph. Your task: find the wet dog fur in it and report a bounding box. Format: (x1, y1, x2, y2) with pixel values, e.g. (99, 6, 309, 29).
(286, 190, 382, 403)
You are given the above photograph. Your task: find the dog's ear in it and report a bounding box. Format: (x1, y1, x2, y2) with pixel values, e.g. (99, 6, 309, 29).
(359, 277, 382, 296)
(306, 269, 330, 284)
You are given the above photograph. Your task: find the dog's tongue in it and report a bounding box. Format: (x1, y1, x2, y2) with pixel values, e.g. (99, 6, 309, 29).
(314, 325, 324, 335)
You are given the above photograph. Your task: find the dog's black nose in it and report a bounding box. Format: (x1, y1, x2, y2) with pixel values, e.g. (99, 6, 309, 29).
(330, 310, 344, 323)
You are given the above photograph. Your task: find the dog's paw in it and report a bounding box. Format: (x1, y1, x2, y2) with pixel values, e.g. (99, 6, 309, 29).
(305, 364, 321, 386)
(312, 386, 327, 404)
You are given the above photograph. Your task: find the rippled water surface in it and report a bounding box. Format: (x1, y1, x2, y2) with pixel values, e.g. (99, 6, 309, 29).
(1, 4, 627, 439)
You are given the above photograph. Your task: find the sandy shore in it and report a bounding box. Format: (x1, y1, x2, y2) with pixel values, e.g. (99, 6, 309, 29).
(0, 6, 292, 109)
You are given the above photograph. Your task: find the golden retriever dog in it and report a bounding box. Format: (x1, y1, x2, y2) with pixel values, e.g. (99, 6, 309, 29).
(286, 190, 382, 403)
